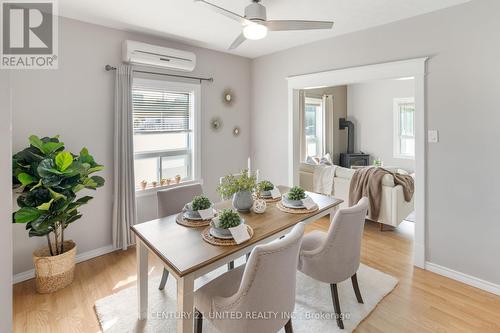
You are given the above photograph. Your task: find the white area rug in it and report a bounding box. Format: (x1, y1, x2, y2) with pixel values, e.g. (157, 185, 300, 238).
(95, 262, 397, 333)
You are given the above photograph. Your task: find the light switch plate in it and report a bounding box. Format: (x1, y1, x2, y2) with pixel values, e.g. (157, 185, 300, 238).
(428, 130, 439, 143)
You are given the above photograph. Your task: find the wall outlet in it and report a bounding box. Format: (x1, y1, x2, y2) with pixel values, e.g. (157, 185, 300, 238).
(428, 130, 439, 143)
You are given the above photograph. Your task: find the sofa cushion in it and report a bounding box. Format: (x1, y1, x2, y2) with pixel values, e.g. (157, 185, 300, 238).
(334, 166, 395, 187)
(334, 166, 356, 179)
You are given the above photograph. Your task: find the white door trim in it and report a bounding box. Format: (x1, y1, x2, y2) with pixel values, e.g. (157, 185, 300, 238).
(286, 57, 428, 268)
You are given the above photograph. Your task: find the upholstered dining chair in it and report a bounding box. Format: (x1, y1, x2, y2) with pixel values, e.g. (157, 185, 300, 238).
(156, 183, 234, 290)
(193, 222, 305, 333)
(297, 197, 369, 329)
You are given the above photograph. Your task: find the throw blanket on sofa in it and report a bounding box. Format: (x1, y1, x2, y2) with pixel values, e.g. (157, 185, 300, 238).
(349, 167, 414, 220)
(313, 165, 337, 195)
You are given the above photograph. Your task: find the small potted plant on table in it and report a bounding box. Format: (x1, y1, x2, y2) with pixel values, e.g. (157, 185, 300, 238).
(212, 208, 243, 237)
(184, 195, 213, 219)
(217, 169, 257, 212)
(258, 180, 275, 198)
(12, 135, 105, 293)
(283, 186, 307, 207)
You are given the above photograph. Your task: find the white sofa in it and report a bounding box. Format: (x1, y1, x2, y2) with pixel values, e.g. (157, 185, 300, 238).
(299, 163, 414, 228)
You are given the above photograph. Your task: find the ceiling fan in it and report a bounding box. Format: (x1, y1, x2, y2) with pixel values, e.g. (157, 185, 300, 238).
(195, 0, 334, 49)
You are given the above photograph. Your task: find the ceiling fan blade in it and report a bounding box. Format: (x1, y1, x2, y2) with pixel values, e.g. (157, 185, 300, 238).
(194, 0, 252, 25)
(229, 33, 246, 50)
(263, 20, 334, 31)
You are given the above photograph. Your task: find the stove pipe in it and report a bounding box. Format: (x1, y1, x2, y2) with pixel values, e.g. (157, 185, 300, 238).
(339, 118, 354, 154)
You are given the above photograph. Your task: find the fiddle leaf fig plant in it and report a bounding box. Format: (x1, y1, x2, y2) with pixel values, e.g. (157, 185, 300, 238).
(12, 135, 105, 256)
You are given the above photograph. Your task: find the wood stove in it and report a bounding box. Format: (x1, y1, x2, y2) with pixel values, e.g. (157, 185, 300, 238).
(340, 153, 370, 168)
(339, 118, 370, 168)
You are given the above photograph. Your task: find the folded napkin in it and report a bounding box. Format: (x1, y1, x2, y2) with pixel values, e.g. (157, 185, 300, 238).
(301, 197, 317, 210)
(229, 224, 251, 244)
(198, 208, 215, 220)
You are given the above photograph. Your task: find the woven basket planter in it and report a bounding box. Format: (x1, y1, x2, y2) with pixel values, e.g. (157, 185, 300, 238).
(32, 240, 77, 294)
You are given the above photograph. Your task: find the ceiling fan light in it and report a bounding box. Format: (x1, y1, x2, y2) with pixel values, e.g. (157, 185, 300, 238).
(243, 23, 268, 40)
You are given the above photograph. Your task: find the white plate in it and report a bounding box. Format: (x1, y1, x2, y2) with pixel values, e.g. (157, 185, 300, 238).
(184, 208, 217, 220)
(209, 227, 234, 240)
(281, 200, 305, 209)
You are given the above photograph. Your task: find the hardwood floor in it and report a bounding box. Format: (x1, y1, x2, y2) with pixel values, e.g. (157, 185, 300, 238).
(13, 219, 500, 332)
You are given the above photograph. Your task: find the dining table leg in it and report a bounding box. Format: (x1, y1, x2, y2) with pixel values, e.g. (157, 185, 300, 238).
(137, 239, 149, 320)
(177, 274, 195, 333)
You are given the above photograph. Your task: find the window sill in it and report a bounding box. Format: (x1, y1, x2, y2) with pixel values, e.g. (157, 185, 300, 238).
(135, 179, 203, 198)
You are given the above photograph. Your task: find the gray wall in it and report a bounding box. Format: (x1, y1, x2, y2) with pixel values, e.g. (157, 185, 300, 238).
(251, 0, 500, 284)
(11, 17, 251, 274)
(304, 86, 347, 164)
(347, 79, 415, 171)
(0, 72, 13, 332)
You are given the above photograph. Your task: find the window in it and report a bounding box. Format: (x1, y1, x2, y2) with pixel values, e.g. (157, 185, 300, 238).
(393, 98, 415, 159)
(132, 78, 200, 189)
(304, 97, 324, 158)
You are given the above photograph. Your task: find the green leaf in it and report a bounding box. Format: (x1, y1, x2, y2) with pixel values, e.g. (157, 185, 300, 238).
(67, 196, 93, 213)
(55, 151, 73, 171)
(75, 196, 93, 205)
(28, 135, 44, 153)
(14, 207, 41, 223)
(90, 176, 105, 187)
(17, 173, 34, 186)
(48, 188, 67, 201)
(66, 213, 82, 225)
(37, 159, 62, 177)
(36, 199, 54, 210)
(79, 147, 95, 165)
(73, 184, 85, 193)
(41, 141, 64, 155)
(88, 165, 104, 174)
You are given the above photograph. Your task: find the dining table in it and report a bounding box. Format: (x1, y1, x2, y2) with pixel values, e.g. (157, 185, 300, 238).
(131, 185, 343, 333)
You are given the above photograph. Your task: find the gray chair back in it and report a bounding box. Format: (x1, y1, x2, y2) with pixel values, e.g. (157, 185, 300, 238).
(213, 223, 305, 333)
(299, 197, 368, 283)
(156, 183, 203, 218)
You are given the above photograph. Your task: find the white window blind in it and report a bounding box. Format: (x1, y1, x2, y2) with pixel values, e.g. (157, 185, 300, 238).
(393, 98, 415, 159)
(131, 78, 200, 190)
(132, 85, 192, 134)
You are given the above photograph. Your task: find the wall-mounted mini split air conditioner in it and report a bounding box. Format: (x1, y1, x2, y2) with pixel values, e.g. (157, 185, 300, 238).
(122, 40, 196, 72)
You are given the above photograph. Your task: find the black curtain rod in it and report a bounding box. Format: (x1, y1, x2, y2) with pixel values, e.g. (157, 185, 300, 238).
(104, 65, 214, 83)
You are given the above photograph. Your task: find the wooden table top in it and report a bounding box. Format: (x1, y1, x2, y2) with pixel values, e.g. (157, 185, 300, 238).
(131, 186, 343, 277)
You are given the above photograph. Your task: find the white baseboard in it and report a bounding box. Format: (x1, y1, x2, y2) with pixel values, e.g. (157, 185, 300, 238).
(425, 261, 500, 296)
(13, 244, 117, 284)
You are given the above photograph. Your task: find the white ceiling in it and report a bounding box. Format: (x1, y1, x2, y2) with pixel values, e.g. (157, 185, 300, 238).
(59, 0, 470, 58)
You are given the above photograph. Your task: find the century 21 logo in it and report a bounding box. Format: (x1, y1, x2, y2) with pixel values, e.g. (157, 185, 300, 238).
(2, 2, 53, 55)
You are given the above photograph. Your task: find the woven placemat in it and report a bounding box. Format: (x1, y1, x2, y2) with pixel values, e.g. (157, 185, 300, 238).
(276, 201, 319, 214)
(201, 225, 254, 246)
(176, 213, 212, 228)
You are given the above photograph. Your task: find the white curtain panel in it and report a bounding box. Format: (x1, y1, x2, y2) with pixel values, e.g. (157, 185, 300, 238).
(298, 90, 306, 162)
(323, 94, 333, 156)
(112, 65, 137, 250)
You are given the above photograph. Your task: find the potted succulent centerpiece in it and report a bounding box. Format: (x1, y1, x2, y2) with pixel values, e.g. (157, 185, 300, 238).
(258, 180, 275, 198)
(217, 169, 257, 212)
(211, 208, 243, 237)
(184, 195, 213, 220)
(12, 135, 104, 293)
(283, 186, 307, 207)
